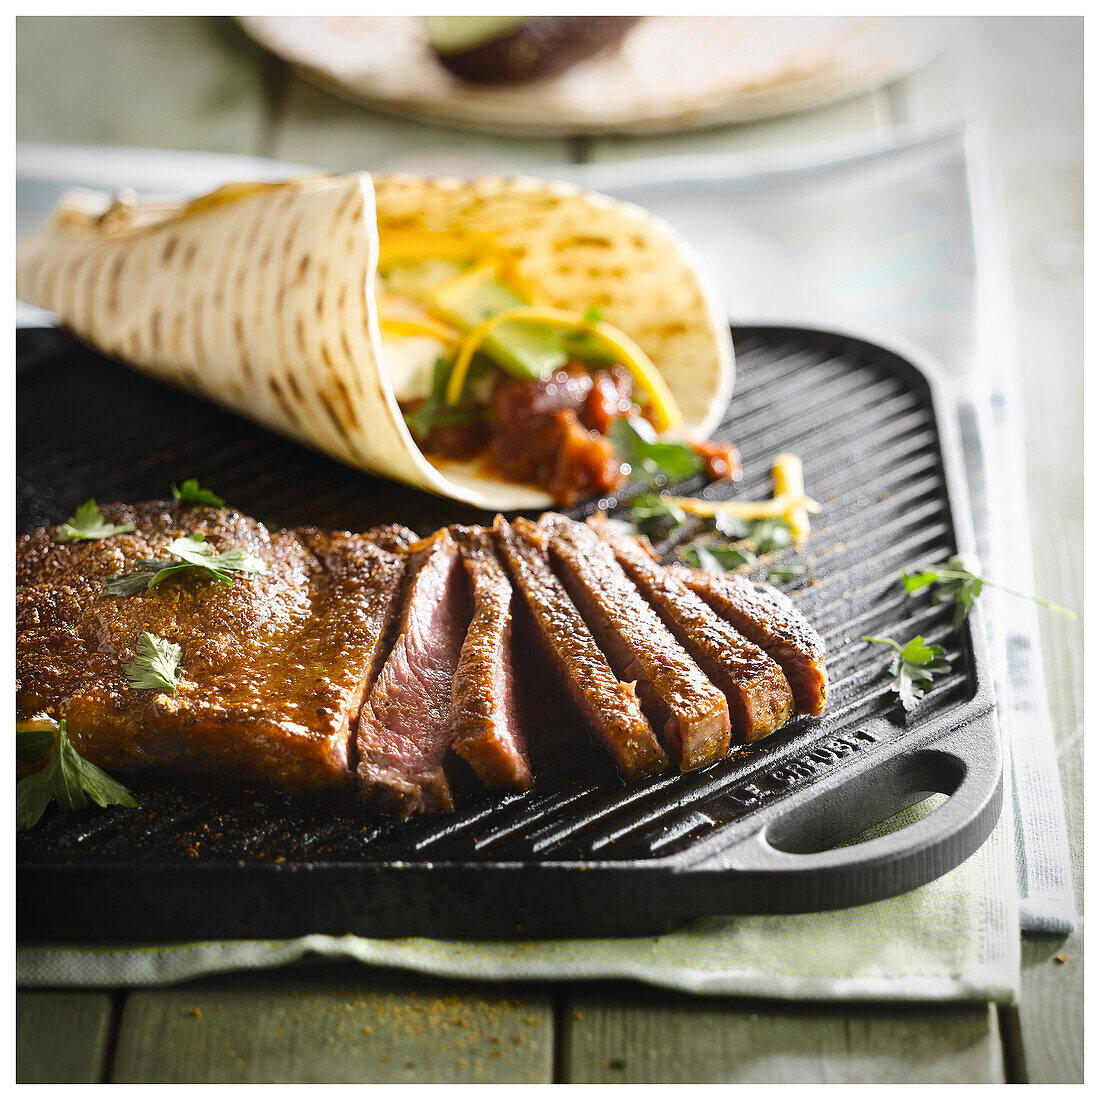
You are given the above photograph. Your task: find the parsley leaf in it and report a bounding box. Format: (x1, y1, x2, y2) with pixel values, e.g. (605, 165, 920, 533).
(861, 634, 951, 713)
(105, 534, 270, 596)
(172, 479, 225, 508)
(751, 517, 793, 555)
(56, 499, 135, 544)
(403, 358, 491, 440)
(626, 493, 688, 541)
(902, 555, 1076, 630)
(16, 727, 57, 763)
(17, 720, 137, 829)
(767, 564, 808, 582)
(122, 632, 182, 692)
(677, 539, 757, 573)
(608, 417, 704, 488)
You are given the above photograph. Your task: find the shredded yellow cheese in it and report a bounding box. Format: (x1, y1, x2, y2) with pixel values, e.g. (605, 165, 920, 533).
(376, 227, 497, 273)
(667, 454, 820, 545)
(443, 305, 682, 433)
(378, 318, 462, 344)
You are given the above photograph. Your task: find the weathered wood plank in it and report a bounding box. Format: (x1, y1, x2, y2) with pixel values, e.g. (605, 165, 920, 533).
(1005, 928, 1084, 1083)
(268, 73, 572, 174)
(16, 16, 276, 154)
(562, 990, 1004, 1083)
(16, 991, 115, 1084)
(110, 966, 553, 1084)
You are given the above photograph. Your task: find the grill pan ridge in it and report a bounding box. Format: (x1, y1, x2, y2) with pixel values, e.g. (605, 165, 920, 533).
(16, 325, 1001, 941)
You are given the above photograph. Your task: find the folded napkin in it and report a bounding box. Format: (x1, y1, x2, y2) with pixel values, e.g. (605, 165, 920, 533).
(18, 126, 1066, 996)
(18, 797, 1018, 998)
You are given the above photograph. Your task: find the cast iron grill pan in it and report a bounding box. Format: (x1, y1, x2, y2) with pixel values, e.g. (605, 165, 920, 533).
(16, 325, 1000, 941)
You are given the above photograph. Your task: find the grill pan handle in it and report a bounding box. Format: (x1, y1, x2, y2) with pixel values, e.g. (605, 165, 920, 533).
(681, 712, 1003, 914)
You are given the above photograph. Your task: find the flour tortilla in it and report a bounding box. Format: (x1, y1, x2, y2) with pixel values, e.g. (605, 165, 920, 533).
(238, 16, 942, 136)
(16, 172, 734, 510)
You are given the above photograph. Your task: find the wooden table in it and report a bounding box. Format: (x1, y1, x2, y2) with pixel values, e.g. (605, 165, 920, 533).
(15, 16, 1083, 1084)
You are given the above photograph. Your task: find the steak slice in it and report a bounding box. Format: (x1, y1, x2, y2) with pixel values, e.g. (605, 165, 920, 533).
(494, 517, 667, 780)
(356, 529, 470, 816)
(673, 567, 829, 716)
(449, 525, 532, 793)
(592, 521, 793, 742)
(16, 503, 408, 790)
(534, 515, 731, 771)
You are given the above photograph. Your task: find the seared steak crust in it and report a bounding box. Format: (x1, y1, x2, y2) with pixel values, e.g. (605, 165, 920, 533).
(674, 567, 829, 716)
(495, 517, 667, 780)
(16, 503, 408, 790)
(449, 526, 532, 792)
(595, 524, 793, 742)
(357, 530, 470, 816)
(536, 516, 731, 771)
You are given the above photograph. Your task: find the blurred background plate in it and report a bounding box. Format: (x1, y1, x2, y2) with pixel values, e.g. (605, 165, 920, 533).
(238, 16, 943, 137)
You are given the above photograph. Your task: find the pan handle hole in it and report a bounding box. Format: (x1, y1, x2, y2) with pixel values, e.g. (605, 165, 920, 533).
(765, 749, 964, 855)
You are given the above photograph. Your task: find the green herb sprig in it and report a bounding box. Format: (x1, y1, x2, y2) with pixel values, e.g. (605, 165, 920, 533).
(17, 720, 137, 829)
(676, 540, 757, 573)
(902, 555, 1076, 630)
(172, 479, 225, 508)
(105, 534, 270, 597)
(861, 634, 951, 713)
(404, 358, 492, 439)
(767, 564, 808, 583)
(122, 632, 182, 693)
(56, 499, 135, 544)
(608, 418, 704, 488)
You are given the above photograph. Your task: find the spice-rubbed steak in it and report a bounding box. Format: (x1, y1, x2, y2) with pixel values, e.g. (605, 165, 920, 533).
(449, 526, 532, 793)
(495, 517, 667, 780)
(357, 530, 471, 816)
(16, 503, 409, 789)
(534, 515, 731, 770)
(590, 520, 793, 742)
(673, 567, 829, 716)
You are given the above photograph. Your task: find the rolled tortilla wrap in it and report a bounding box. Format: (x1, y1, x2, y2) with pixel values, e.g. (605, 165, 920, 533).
(16, 172, 734, 510)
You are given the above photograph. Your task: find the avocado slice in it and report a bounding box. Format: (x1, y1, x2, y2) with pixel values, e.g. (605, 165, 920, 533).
(424, 16, 641, 86)
(430, 267, 568, 381)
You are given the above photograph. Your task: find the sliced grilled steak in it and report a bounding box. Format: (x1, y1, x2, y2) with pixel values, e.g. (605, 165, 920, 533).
(673, 567, 829, 716)
(534, 515, 731, 771)
(449, 526, 532, 793)
(357, 530, 470, 816)
(590, 521, 793, 742)
(16, 503, 408, 790)
(495, 517, 667, 780)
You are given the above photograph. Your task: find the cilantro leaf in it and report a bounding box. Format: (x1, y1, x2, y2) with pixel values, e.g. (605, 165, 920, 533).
(403, 358, 491, 439)
(122, 632, 182, 692)
(105, 534, 270, 596)
(767, 564, 808, 582)
(626, 493, 688, 541)
(608, 418, 704, 488)
(17, 720, 137, 829)
(902, 554, 1075, 630)
(751, 517, 793, 555)
(677, 539, 757, 573)
(17, 727, 57, 763)
(56, 499, 135, 544)
(171, 479, 226, 508)
(862, 634, 951, 713)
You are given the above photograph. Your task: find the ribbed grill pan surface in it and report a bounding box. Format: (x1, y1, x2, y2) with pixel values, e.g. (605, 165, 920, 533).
(16, 325, 1001, 941)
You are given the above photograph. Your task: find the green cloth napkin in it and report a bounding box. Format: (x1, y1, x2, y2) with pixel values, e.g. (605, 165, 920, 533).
(18, 798, 1020, 1000)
